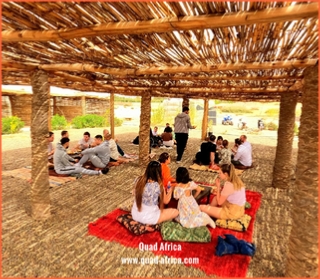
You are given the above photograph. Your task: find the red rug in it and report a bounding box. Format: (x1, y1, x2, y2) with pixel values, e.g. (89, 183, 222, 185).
(88, 190, 262, 277)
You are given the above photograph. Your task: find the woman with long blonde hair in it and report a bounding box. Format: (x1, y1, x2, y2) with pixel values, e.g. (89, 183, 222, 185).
(132, 161, 179, 225)
(200, 163, 246, 220)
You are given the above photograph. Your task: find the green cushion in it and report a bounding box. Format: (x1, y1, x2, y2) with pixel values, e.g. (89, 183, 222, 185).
(161, 221, 211, 243)
(245, 201, 251, 209)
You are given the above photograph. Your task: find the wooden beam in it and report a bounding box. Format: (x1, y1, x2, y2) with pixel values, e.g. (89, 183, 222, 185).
(1, 65, 304, 81)
(2, 59, 316, 77)
(2, 3, 318, 42)
(81, 96, 86, 115)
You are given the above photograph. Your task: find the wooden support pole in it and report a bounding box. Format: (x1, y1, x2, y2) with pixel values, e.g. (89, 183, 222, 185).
(285, 65, 319, 277)
(81, 96, 86, 115)
(110, 93, 115, 138)
(30, 69, 51, 220)
(201, 99, 209, 140)
(139, 92, 151, 167)
(272, 92, 298, 188)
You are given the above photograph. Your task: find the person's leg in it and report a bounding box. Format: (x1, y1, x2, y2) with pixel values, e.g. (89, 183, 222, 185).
(231, 159, 244, 166)
(199, 204, 222, 218)
(117, 144, 125, 156)
(90, 155, 106, 168)
(77, 154, 90, 166)
(177, 133, 188, 161)
(57, 166, 101, 176)
(175, 133, 183, 161)
(157, 208, 179, 224)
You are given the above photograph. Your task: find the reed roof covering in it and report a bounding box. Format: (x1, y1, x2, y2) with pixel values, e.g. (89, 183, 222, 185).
(2, 1, 318, 102)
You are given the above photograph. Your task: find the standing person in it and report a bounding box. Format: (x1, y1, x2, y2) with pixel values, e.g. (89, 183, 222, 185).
(54, 137, 109, 176)
(174, 167, 216, 228)
(174, 106, 196, 163)
(75, 135, 110, 169)
(200, 164, 246, 220)
(131, 161, 179, 225)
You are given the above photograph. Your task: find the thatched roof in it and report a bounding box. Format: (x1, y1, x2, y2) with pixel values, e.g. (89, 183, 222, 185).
(2, 1, 318, 102)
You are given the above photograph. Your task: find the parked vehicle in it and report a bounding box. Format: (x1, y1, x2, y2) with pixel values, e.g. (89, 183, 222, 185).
(222, 115, 233, 125)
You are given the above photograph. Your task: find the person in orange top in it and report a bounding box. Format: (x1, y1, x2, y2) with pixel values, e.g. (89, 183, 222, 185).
(159, 152, 177, 189)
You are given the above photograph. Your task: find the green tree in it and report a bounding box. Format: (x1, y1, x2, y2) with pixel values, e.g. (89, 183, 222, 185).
(151, 105, 164, 126)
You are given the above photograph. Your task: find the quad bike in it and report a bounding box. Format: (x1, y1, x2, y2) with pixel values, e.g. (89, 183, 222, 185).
(222, 115, 233, 125)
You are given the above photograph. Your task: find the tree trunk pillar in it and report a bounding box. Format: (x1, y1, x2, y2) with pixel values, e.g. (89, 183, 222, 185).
(139, 92, 151, 167)
(110, 93, 115, 138)
(53, 96, 57, 115)
(272, 92, 298, 188)
(182, 97, 189, 109)
(201, 99, 209, 140)
(30, 70, 51, 220)
(81, 96, 86, 115)
(285, 65, 318, 277)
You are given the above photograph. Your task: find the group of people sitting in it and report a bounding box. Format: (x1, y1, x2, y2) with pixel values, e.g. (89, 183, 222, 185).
(193, 134, 252, 170)
(131, 152, 246, 228)
(132, 123, 176, 149)
(46, 129, 136, 177)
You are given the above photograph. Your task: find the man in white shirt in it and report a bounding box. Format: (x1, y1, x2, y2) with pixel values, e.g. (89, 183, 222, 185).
(75, 131, 94, 150)
(232, 135, 252, 167)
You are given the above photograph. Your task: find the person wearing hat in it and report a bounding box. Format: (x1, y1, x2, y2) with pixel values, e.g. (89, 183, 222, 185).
(54, 137, 109, 176)
(173, 106, 196, 163)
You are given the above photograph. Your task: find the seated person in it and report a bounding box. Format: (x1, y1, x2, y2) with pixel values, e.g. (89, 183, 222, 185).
(131, 161, 178, 225)
(151, 126, 162, 147)
(75, 135, 110, 169)
(103, 129, 133, 159)
(231, 137, 252, 167)
(54, 137, 109, 176)
(163, 123, 171, 132)
(194, 135, 216, 166)
(61, 130, 69, 139)
(200, 164, 246, 220)
(215, 136, 224, 164)
(75, 132, 94, 150)
(231, 138, 242, 155)
(46, 131, 55, 163)
(104, 131, 133, 165)
(158, 152, 176, 189)
(219, 140, 232, 165)
(161, 126, 175, 147)
(174, 167, 215, 228)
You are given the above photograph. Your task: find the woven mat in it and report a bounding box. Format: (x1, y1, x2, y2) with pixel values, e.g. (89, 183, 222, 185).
(2, 167, 76, 187)
(88, 190, 262, 277)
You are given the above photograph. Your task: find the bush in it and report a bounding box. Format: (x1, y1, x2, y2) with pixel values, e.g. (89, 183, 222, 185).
(2, 116, 25, 134)
(265, 108, 279, 117)
(51, 114, 67, 130)
(220, 106, 253, 114)
(265, 121, 278, 130)
(104, 109, 124, 127)
(71, 114, 106, 129)
(151, 105, 165, 126)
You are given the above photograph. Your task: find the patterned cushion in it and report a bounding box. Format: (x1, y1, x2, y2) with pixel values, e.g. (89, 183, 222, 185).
(216, 214, 251, 232)
(118, 196, 134, 212)
(161, 221, 211, 242)
(117, 213, 160, 236)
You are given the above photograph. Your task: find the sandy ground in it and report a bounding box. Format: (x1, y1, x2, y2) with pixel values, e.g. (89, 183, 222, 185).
(1, 124, 296, 277)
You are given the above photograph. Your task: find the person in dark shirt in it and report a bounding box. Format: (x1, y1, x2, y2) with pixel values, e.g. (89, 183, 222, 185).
(194, 135, 217, 165)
